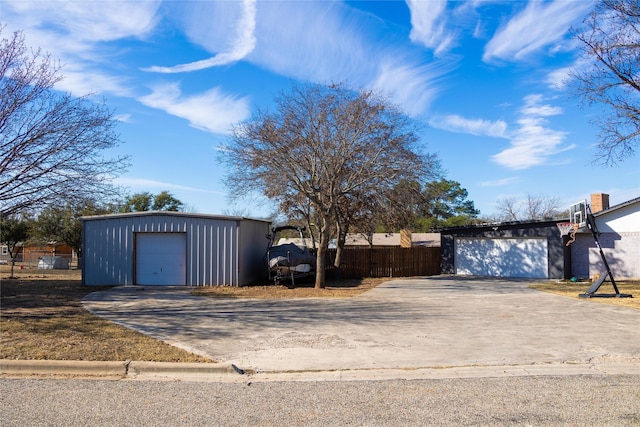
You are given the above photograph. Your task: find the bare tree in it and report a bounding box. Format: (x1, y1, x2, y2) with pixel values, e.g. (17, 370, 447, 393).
(222, 83, 435, 287)
(496, 194, 562, 221)
(495, 196, 520, 222)
(0, 28, 129, 215)
(524, 194, 562, 220)
(570, 0, 640, 165)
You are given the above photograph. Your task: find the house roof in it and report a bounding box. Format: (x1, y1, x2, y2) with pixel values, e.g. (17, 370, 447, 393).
(344, 233, 440, 247)
(592, 196, 640, 217)
(439, 218, 563, 234)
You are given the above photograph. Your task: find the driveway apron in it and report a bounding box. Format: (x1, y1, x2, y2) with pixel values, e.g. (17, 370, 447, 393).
(82, 277, 640, 373)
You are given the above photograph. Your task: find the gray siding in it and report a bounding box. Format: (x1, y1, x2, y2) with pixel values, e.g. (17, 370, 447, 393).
(82, 213, 270, 286)
(238, 219, 271, 285)
(572, 232, 640, 280)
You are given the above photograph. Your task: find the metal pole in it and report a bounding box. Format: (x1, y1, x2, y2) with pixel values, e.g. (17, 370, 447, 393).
(587, 214, 620, 294)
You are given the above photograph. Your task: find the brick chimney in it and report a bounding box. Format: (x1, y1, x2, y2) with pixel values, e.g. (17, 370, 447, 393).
(590, 193, 610, 213)
(400, 229, 412, 248)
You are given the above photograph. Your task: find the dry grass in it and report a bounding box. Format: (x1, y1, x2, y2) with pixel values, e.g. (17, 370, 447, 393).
(0, 267, 212, 362)
(530, 280, 640, 310)
(192, 277, 389, 299)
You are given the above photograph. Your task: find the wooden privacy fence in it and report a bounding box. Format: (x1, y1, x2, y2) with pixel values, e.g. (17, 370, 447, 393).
(324, 246, 441, 279)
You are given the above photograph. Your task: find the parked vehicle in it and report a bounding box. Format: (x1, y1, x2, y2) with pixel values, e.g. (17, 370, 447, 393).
(265, 226, 316, 285)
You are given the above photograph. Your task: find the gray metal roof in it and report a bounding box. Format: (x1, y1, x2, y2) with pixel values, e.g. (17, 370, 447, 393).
(80, 210, 271, 223)
(593, 196, 640, 217)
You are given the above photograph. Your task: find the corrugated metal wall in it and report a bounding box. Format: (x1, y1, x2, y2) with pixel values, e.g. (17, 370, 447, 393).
(81, 212, 270, 286)
(238, 219, 271, 285)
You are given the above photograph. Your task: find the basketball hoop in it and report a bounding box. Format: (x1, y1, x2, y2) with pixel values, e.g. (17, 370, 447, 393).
(557, 222, 578, 246)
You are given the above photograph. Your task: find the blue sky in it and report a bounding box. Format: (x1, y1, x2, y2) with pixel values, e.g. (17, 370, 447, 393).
(3, 0, 639, 218)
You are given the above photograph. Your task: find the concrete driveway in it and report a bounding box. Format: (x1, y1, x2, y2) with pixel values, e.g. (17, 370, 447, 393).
(83, 276, 640, 376)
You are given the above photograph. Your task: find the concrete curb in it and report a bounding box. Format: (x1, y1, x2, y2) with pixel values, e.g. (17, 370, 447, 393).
(0, 360, 240, 379)
(3, 359, 640, 382)
(1, 360, 128, 377)
(247, 362, 640, 382)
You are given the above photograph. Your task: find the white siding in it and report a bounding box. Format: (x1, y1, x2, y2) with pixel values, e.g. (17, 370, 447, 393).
(595, 203, 640, 233)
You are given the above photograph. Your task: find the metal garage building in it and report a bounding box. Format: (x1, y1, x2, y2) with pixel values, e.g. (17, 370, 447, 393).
(440, 220, 569, 279)
(81, 212, 271, 286)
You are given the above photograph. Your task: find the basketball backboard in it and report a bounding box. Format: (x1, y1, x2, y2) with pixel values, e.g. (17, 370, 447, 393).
(569, 199, 587, 227)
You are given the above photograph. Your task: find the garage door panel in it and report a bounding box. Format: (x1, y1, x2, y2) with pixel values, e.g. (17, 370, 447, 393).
(455, 238, 548, 278)
(136, 233, 186, 285)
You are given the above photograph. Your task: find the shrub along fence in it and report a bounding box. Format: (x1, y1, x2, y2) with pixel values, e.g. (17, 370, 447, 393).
(324, 246, 441, 279)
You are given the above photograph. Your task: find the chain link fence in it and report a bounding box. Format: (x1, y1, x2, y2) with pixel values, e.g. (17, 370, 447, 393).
(2, 251, 78, 270)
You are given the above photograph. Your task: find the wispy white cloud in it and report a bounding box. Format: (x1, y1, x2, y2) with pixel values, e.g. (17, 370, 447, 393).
(4, 0, 160, 43)
(245, 1, 445, 115)
(56, 66, 133, 98)
(430, 114, 508, 138)
(373, 59, 446, 116)
(479, 177, 520, 187)
(546, 56, 593, 90)
(144, 0, 257, 73)
(491, 95, 574, 169)
(114, 114, 132, 123)
(432, 95, 575, 170)
(138, 83, 250, 134)
(249, 2, 373, 82)
(116, 177, 225, 195)
(483, 0, 591, 63)
(3, 0, 159, 97)
(407, 0, 456, 56)
(148, 0, 444, 112)
(520, 94, 563, 116)
(546, 66, 573, 90)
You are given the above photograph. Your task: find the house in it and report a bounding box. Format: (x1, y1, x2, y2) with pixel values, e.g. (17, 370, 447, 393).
(440, 220, 567, 279)
(23, 243, 73, 268)
(0, 243, 73, 268)
(571, 194, 640, 280)
(344, 231, 440, 248)
(81, 211, 271, 286)
(0, 245, 11, 264)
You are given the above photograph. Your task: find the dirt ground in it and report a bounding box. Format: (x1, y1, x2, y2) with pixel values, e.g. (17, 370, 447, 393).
(0, 265, 388, 296)
(192, 277, 389, 298)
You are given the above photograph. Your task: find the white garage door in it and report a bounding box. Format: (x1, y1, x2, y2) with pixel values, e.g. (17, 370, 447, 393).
(455, 238, 548, 278)
(136, 233, 186, 285)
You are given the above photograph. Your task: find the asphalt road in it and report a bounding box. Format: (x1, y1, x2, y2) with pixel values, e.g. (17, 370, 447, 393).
(2, 375, 640, 426)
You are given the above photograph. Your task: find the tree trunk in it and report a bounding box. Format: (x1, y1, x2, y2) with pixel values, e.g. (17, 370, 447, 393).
(314, 215, 330, 289)
(334, 221, 348, 268)
(315, 244, 326, 289)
